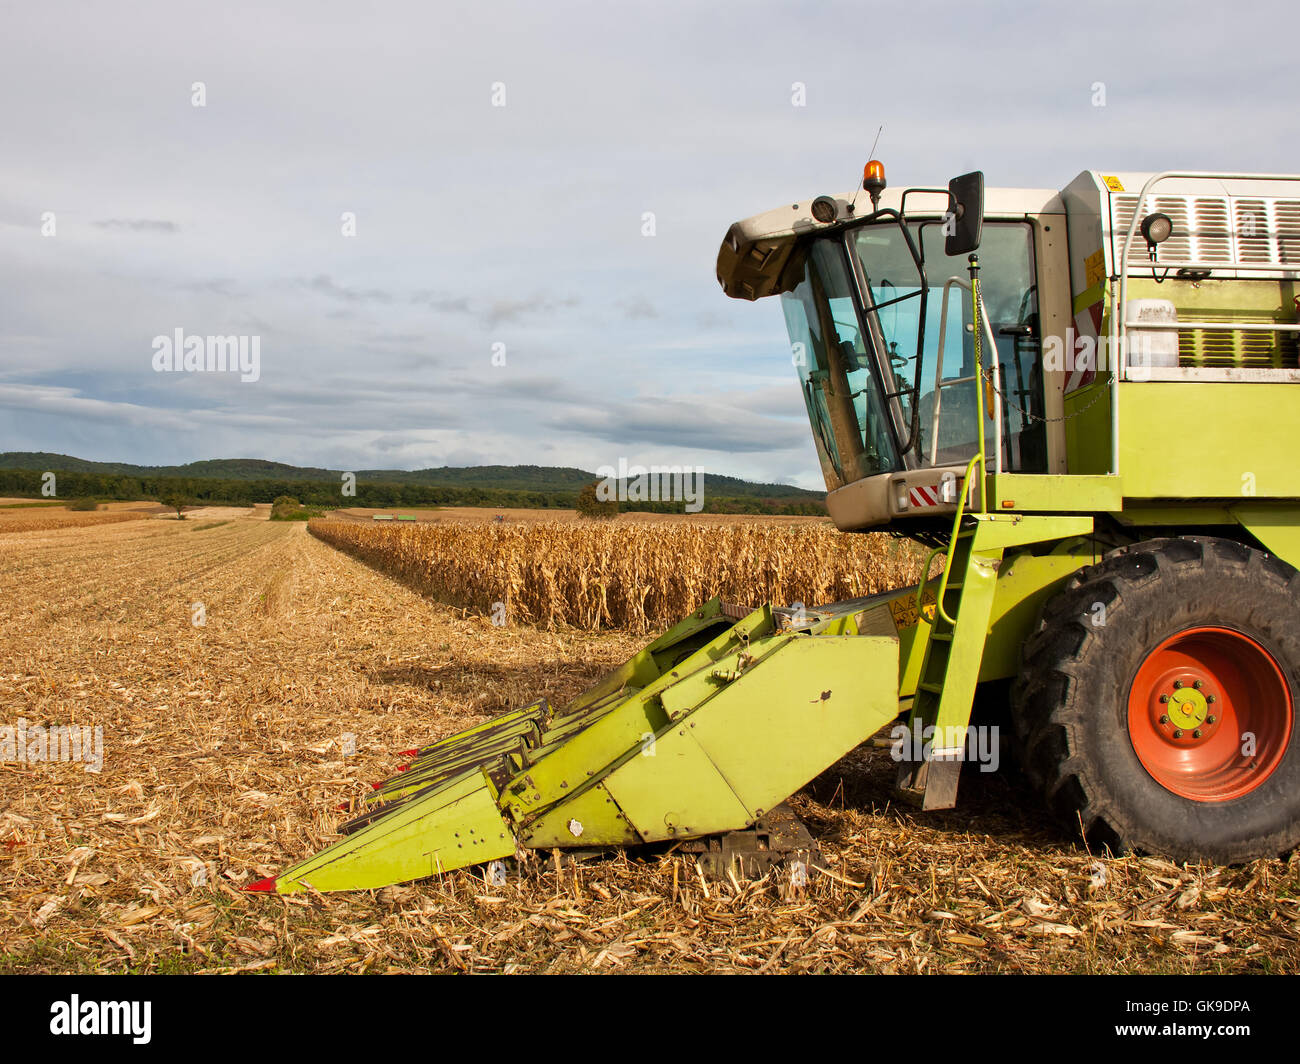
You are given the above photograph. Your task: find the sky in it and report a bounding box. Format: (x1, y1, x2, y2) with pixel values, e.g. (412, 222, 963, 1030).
(0, 0, 1292, 490)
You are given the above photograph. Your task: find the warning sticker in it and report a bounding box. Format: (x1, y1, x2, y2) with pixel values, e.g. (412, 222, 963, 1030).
(888, 589, 937, 631)
(1084, 248, 1105, 289)
(1102, 175, 1125, 192)
(908, 484, 942, 508)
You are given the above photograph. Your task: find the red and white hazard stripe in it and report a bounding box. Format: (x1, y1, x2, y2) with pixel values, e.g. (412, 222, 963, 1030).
(908, 485, 942, 508)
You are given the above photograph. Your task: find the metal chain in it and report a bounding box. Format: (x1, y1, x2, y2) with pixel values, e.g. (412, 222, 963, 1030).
(980, 365, 1114, 425)
(968, 285, 1110, 425)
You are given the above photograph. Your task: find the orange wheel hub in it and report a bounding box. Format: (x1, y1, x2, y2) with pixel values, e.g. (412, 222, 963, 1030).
(1127, 626, 1292, 801)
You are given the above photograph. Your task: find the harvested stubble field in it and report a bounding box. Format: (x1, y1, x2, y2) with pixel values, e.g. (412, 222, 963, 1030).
(309, 517, 926, 633)
(1, 514, 1298, 975)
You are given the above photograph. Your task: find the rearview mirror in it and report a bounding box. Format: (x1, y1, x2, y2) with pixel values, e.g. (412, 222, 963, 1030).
(945, 171, 984, 256)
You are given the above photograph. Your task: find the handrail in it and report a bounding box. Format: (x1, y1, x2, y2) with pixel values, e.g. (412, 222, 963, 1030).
(1125, 320, 1300, 332)
(913, 544, 946, 610)
(1111, 170, 1300, 477)
(970, 265, 989, 514)
(991, 332, 1004, 477)
(930, 277, 1006, 473)
(914, 263, 991, 628)
(930, 278, 975, 465)
(1118, 258, 1300, 274)
(915, 451, 983, 627)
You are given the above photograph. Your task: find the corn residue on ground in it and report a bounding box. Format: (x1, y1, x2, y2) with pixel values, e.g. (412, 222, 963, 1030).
(1, 514, 1297, 974)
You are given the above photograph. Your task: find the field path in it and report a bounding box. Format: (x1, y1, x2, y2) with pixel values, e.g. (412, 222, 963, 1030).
(1, 515, 1296, 974)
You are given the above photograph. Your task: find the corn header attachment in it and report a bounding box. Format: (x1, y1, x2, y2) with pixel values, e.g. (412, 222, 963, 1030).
(250, 598, 899, 893)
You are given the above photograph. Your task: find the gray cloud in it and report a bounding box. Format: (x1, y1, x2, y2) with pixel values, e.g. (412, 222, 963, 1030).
(482, 294, 581, 327)
(303, 275, 392, 304)
(410, 290, 473, 315)
(177, 278, 241, 297)
(92, 218, 179, 233)
(618, 298, 659, 320)
(549, 396, 808, 455)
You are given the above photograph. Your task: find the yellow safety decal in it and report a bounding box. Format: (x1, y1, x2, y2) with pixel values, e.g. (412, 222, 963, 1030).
(888, 589, 936, 631)
(1102, 175, 1124, 192)
(1084, 248, 1105, 288)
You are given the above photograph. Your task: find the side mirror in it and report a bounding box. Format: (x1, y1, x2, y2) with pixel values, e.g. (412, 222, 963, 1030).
(945, 171, 984, 256)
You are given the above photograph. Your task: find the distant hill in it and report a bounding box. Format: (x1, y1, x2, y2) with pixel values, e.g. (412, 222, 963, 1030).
(0, 453, 822, 502)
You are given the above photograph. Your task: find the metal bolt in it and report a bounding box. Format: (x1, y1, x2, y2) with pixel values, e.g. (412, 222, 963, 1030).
(1160, 695, 1170, 703)
(1173, 730, 1183, 739)
(1207, 715, 1217, 724)
(1193, 680, 1204, 690)
(1159, 714, 1169, 725)
(1207, 695, 1216, 704)
(1173, 680, 1183, 689)
(1193, 729, 1202, 739)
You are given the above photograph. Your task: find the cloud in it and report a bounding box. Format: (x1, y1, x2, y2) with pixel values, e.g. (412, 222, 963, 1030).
(549, 396, 808, 455)
(0, 382, 292, 431)
(92, 218, 179, 233)
(177, 278, 240, 297)
(409, 289, 581, 327)
(303, 275, 392, 304)
(481, 294, 581, 327)
(618, 298, 658, 320)
(410, 290, 473, 315)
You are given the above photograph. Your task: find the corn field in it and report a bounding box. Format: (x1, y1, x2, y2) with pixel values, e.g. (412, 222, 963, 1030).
(0, 511, 150, 534)
(309, 517, 926, 633)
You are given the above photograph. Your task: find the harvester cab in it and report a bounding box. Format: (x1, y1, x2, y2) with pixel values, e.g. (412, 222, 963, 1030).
(716, 161, 1300, 854)
(252, 162, 1300, 895)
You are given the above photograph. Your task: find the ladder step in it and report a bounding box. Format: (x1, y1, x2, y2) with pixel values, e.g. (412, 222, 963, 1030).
(930, 632, 953, 642)
(918, 681, 944, 694)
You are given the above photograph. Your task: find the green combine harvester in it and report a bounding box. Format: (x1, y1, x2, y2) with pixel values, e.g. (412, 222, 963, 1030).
(250, 163, 1300, 894)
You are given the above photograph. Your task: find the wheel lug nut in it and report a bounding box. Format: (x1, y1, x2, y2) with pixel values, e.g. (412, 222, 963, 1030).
(1173, 730, 1183, 739)
(1193, 680, 1204, 690)
(1159, 714, 1170, 725)
(1172, 680, 1183, 689)
(1160, 694, 1170, 703)
(1207, 715, 1216, 724)
(1207, 695, 1216, 704)
(1193, 729, 1202, 739)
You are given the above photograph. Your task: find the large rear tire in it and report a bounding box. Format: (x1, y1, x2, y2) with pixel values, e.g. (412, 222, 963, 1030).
(1012, 536, 1300, 863)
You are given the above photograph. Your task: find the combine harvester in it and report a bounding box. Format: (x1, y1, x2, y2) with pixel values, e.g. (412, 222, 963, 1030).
(251, 163, 1300, 893)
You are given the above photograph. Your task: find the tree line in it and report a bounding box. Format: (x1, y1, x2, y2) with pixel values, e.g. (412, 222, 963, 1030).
(0, 468, 826, 516)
